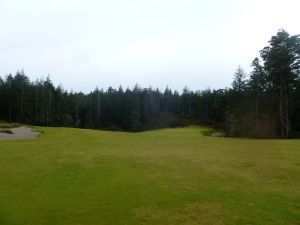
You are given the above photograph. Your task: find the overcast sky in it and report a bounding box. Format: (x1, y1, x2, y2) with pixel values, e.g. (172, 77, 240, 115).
(1, 0, 300, 92)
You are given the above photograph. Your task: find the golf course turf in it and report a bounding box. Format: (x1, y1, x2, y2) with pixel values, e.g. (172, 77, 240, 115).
(0, 126, 299, 225)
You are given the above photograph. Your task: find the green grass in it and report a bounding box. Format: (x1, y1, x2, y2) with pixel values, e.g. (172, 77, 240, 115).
(0, 122, 22, 129)
(0, 126, 299, 225)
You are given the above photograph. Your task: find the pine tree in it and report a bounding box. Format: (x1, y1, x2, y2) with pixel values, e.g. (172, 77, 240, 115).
(260, 29, 300, 137)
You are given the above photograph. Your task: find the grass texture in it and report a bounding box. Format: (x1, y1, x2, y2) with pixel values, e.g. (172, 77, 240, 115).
(0, 126, 299, 225)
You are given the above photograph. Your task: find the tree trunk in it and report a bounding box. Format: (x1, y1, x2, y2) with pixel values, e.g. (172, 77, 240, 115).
(76, 104, 79, 126)
(279, 86, 286, 137)
(20, 87, 24, 123)
(285, 89, 291, 137)
(48, 88, 52, 126)
(97, 92, 100, 128)
(279, 83, 292, 138)
(188, 95, 191, 116)
(35, 89, 39, 124)
(255, 97, 258, 131)
(9, 102, 12, 122)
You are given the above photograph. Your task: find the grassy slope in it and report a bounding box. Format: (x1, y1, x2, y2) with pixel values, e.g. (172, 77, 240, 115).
(0, 126, 299, 225)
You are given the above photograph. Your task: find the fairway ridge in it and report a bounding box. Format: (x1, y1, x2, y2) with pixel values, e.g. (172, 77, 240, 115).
(0, 126, 299, 225)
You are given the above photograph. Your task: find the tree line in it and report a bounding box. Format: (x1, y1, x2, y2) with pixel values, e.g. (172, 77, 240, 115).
(0, 72, 226, 132)
(0, 30, 299, 137)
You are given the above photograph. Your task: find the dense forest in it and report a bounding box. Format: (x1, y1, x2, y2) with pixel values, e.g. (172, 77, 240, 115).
(0, 30, 300, 138)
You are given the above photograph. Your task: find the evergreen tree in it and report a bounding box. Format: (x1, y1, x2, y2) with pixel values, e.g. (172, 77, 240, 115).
(248, 58, 268, 134)
(260, 29, 300, 137)
(232, 66, 247, 92)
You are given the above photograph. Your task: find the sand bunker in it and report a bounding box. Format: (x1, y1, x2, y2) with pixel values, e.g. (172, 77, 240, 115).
(211, 131, 225, 137)
(0, 126, 40, 140)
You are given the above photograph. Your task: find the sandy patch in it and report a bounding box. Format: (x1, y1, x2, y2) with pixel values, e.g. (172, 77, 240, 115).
(0, 126, 40, 140)
(211, 131, 225, 137)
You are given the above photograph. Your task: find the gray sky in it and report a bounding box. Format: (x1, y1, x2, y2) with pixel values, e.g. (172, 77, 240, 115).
(1, 0, 300, 92)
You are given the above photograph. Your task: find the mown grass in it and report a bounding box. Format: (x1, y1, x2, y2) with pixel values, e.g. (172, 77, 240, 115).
(0, 126, 299, 225)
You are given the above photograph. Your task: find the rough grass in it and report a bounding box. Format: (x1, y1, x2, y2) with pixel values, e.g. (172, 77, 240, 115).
(0, 129, 14, 134)
(0, 126, 299, 225)
(0, 122, 22, 129)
